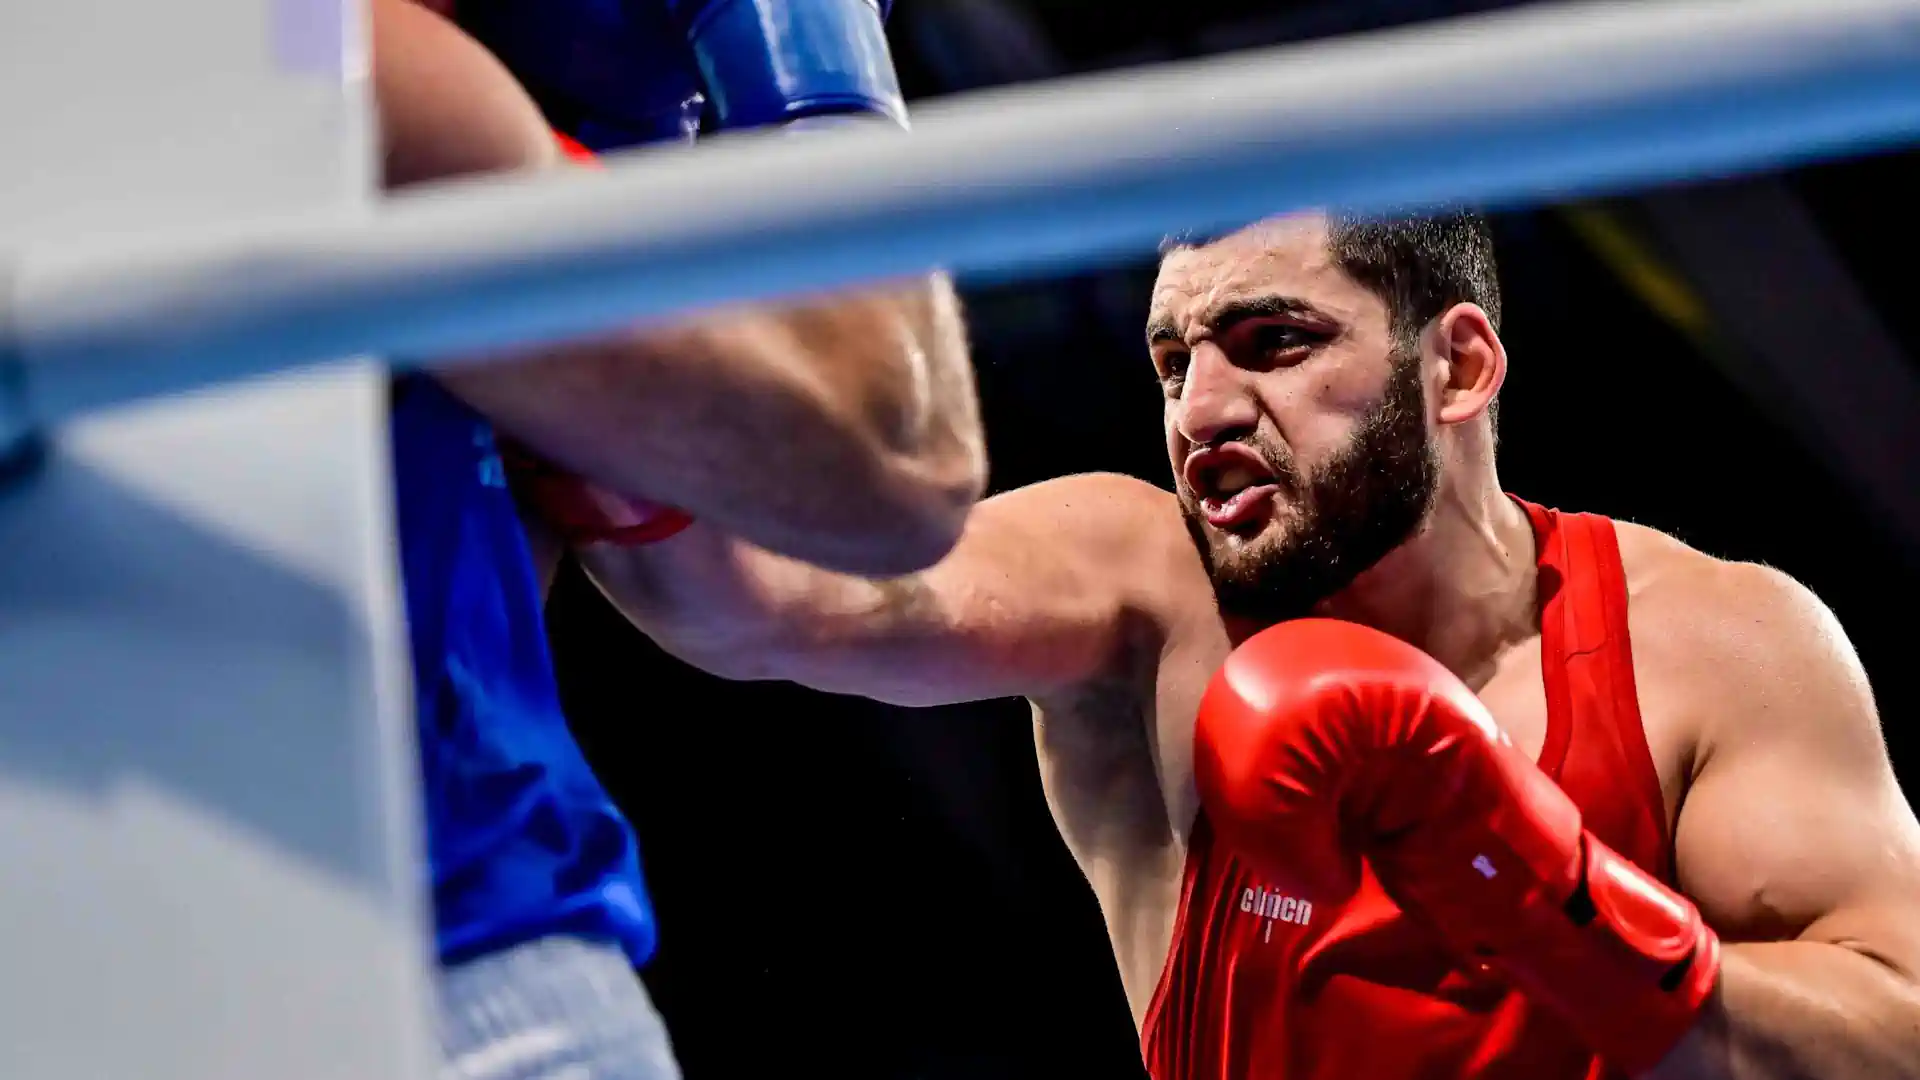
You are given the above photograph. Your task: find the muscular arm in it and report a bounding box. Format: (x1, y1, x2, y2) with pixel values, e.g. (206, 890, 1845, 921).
(371, 0, 985, 575)
(580, 472, 1211, 706)
(1649, 563, 1920, 1080)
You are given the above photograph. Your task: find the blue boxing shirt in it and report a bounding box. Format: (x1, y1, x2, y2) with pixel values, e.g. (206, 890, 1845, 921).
(395, 0, 900, 971)
(391, 374, 655, 966)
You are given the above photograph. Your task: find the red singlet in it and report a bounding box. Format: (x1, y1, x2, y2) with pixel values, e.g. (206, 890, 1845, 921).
(1141, 499, 1672, 1080)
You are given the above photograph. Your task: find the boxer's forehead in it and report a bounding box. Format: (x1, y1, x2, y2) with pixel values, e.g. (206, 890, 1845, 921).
(1148, 215, 1377, 345)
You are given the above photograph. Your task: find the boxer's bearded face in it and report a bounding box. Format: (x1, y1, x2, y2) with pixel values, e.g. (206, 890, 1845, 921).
(1177, 347, 1440, 624)
(1154, 215, 1441, 624)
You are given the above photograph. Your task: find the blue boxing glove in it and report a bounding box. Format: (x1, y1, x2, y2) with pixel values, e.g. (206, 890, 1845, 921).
(456, 0, 708, 149)
(666, 0, 909, 131)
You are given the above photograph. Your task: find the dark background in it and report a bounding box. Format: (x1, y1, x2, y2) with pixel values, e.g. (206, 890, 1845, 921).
(550, 2, 1920, 1076)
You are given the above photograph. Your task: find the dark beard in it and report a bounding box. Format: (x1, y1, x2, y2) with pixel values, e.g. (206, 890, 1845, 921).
(1181, 351, 1440, 625)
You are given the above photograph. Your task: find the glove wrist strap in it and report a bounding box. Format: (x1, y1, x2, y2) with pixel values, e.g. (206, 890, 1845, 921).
(1463, 833, 1721, 1075)
(500, 440, 695, 548)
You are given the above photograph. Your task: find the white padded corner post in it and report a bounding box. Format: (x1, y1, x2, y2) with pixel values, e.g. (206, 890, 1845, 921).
(0, 3, 433, 1080)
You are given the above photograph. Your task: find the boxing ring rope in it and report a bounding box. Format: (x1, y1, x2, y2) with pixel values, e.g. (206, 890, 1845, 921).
(6, 0, 1920, 449)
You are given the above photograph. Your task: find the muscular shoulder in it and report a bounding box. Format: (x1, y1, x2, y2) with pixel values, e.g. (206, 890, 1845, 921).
(1002, 471, 1183, 532)
(977, 471, 1213, 619)
(1018, 472, 1212, 603)
(1613, 529, 1917, 962)
(1614, 520, 1851, 676)
(1612, 520, 1874, 762)
(977, 472, 1183, 567)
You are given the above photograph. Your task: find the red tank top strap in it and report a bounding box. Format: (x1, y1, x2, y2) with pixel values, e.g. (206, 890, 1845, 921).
(1514, 497, 1673, 883)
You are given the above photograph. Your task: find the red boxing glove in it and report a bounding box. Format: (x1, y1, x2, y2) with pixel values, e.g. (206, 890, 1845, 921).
(498, 439, 693, 548)
(1194, 618, 1720, 1076)
(553, 131, 598, 166)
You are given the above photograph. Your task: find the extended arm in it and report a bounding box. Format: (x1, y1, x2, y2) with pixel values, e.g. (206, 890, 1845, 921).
(371, 0, 985, 575)
(580, 473, 1211, 706)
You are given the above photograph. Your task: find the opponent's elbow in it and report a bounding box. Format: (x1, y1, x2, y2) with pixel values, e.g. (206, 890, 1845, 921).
(791, 317, 986, 572)
(626, 279, 985, 574)
(853, 423, 987, 573)
(842, 283, 988, 572)
(784, 439, 982, 576)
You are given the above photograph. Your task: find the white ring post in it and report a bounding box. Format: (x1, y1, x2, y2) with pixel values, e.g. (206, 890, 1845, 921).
(0, 2, 433, 1079)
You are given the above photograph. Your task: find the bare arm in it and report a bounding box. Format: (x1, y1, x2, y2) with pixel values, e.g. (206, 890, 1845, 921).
(371, 0, 986, 575)
(580, 472, 1212, 706)
(1648, 562, 1920, 1080)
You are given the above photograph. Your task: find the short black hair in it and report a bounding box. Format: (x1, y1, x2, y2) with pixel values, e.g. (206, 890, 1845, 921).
(1327, 210, 1501, 349)
(1162, 210, 1502, 347)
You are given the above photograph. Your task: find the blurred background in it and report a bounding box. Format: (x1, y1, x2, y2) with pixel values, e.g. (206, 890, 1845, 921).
(548, 1, 1920, 1075)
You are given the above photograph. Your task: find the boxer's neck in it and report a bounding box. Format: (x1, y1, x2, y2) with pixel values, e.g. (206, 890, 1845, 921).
(1314, 458, 1537, 683)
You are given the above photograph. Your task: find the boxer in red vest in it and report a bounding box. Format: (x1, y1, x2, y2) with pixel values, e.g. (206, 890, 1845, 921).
(595, 211, 1920, 1079)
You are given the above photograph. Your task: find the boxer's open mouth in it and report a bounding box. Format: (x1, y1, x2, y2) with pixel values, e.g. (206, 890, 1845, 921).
(1185, 445, 1280, 530)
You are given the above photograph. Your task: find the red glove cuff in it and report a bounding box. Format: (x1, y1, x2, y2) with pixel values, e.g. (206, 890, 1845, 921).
(553, 131, 599, 167)
(1487, 834, 1721, 1075)
(499, 440, 694, 548)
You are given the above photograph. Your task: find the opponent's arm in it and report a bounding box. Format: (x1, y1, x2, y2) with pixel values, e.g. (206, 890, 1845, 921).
(371, 0, 985, 575)
(580, 473, 1209, 706)
(1647, 564, 1920, 1080)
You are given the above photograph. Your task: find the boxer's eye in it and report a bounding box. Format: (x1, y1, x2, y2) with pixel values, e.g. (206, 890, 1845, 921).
(1245, 324, 1321, 361)
(1158, 350, 1190, 394)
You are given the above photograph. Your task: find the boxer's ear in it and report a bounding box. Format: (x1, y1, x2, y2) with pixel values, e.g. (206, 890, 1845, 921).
(1432, 303, 1504, 427)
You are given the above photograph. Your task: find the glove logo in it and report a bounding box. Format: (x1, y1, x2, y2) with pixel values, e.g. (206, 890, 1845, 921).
(1240, 884, 1314, 943)
(1472, 855, 1498, 879)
